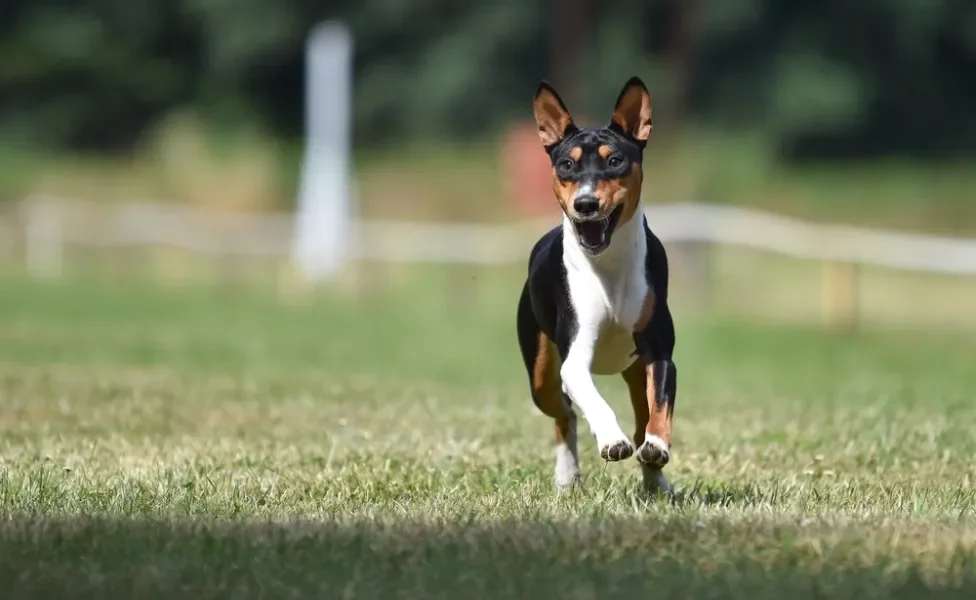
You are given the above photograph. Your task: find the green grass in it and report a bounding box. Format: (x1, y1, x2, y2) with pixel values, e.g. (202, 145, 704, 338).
(2, 272, 976, 598)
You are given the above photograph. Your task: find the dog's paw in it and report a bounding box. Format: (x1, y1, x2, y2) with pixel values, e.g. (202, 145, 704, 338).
(555, 472, 582, 493)
(600, 438, 634, 462)
(555, 444, 582, 491)
(635, 434, 670, 468)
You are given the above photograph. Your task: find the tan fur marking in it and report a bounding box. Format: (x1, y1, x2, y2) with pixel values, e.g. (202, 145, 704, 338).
(646, 364, 673, 445)
(551, 167, 579, 214)
(622, 359, 673, 448)
(598, 145, 612, 159)
(532, 331, 571, 443)
(616, 163, 644, 226)
(622, 360, 650, 447)
(593, 163, 643, 225)
(569, 146, 582, 161)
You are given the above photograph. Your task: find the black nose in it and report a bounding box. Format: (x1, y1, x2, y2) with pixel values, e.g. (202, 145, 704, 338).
(573, 195, 599, 216)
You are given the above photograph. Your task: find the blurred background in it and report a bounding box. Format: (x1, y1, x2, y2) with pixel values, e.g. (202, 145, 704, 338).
(1, 0, 975, 331)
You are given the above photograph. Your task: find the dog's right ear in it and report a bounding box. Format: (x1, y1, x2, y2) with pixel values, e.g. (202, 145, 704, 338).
(533, 81, 576, 150)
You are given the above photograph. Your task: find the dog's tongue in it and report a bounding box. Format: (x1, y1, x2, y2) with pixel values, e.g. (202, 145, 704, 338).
(578, 219, 608, 248)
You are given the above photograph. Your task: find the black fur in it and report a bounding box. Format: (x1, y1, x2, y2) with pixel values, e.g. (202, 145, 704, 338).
(516, 213, 676, 414)
(518, 76, 678, 475)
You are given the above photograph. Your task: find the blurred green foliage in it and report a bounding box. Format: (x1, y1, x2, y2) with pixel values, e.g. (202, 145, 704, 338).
(1, 0, 975, 160)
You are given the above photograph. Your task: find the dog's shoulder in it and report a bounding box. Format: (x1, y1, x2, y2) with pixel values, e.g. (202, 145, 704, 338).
(525, 223, 570, 340)
(527, 223, 564, 278)
(641, 217, 670, 296)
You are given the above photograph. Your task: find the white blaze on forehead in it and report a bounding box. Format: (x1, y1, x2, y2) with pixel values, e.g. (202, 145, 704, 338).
(573, 181, 595, 200)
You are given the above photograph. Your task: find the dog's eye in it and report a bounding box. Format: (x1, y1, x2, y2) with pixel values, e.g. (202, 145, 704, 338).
(557, 159, 575, 172)
(607, 155, 624, 168)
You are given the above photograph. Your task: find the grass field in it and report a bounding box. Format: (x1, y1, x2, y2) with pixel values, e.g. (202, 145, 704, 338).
(2, 271, 976, 599)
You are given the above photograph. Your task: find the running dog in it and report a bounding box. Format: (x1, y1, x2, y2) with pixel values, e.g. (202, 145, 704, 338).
(516, 76, 677, 493)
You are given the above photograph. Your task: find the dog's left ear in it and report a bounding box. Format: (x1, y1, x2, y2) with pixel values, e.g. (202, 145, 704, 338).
(609, 76, 652, 144)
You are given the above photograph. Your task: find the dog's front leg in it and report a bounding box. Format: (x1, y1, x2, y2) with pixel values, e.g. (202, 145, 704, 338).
(560, 346, 633, 462)
(635, 359, 676, 493)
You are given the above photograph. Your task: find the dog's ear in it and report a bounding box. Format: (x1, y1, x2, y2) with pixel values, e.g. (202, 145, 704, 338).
(609, 76, 652, 143)
(533, 81, 577, 149)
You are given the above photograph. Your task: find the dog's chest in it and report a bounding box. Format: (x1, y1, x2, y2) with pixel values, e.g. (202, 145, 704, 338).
(565, 258, 648, 375)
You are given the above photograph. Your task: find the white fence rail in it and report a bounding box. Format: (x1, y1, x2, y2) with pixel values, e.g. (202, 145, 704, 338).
(4, 195, 976, 278)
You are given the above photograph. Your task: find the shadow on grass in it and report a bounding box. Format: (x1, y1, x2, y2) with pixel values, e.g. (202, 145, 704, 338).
(665, 480, 777, 508)
(1, 516, 974, 600)
(620, 478, 769, 509)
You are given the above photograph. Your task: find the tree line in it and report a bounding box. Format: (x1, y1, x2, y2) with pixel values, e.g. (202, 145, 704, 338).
(2, 0, 974, 161)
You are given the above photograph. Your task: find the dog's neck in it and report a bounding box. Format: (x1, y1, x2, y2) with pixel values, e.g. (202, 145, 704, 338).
(562, 201, 646, 277)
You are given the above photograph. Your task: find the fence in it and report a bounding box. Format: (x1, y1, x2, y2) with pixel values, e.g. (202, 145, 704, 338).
(4, 195, 976, 327)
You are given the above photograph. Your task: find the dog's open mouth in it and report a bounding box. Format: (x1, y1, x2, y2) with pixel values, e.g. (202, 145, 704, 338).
(574, 204, 624, 253)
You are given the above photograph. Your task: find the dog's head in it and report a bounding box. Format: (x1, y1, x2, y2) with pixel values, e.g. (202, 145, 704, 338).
(533, 76, 652, 255)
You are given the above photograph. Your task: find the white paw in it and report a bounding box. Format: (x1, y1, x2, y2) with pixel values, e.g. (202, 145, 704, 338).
(599, 437, 634, 462)
(635, 434, 670, 467)
(554, 442, 581, 490)
(594, 422, 633, 462)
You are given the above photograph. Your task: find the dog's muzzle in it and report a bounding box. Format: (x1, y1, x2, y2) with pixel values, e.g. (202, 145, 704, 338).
(573, 204, 624, 254)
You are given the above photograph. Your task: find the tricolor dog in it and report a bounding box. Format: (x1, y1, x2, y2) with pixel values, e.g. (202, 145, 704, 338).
(516, 76, 677, 493)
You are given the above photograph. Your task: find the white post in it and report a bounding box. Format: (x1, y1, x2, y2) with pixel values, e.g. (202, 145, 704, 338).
(292, 21, 354, 280)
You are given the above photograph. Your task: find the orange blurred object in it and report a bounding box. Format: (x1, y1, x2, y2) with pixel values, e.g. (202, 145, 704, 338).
(501, 124, 559, 218)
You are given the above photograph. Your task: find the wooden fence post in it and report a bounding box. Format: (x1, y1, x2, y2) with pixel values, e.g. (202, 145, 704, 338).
(821, 260, 859, 331)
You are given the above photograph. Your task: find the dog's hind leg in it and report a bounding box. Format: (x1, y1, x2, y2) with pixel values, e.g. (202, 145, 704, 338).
(533, 333, 581, 491)
(517, 285, 580, 490)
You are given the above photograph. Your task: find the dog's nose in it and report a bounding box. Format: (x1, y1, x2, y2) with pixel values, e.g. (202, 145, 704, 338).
(573, 195, 600, 217)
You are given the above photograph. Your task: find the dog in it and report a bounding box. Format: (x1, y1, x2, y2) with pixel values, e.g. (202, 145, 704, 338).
(516, 76, 677, 493)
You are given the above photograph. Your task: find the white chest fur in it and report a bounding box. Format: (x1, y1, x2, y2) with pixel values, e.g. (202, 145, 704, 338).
(562, 211, 648, 375)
